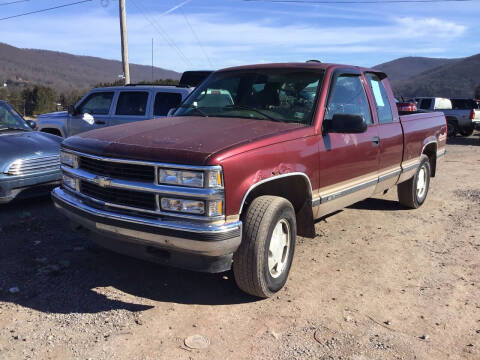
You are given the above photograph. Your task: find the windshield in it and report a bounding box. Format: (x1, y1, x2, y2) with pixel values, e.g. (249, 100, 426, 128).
(0, 103, 30, 131)
(174, 68, 324, 125)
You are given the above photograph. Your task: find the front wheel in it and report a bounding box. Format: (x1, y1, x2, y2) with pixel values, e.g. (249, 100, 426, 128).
(397, 155, 431, 209)
(233, 196, 296, 298)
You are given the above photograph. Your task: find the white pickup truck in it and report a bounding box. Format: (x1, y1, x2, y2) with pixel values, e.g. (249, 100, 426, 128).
(415, 97, 480, 137)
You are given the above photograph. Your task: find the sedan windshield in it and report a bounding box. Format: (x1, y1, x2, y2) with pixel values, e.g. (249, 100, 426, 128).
(174, 68, 324, 125)
(0, 103, 30, 131)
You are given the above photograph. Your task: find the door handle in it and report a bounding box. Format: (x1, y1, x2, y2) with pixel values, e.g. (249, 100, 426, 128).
(371, 136, 380, 146)
(94, 120, 106, 125)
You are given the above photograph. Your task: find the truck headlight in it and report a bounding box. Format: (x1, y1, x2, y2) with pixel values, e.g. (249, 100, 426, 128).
(161, 198, 205, 214)
(62, 174, 79, 191)
(159, 169, 204, 187)
(60, 151, 78, 168)
(207, 200, 223, 217)
(158, 168, 223, 188)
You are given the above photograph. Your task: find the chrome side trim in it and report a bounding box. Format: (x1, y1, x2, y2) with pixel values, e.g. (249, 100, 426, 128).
(62, 166, 224, 200)
(378, 168, 401, 183)
(53, 187, 240, 234)
(62, 148, 222, 171)
(401, 160, 421, 172)
(238, 172, 313, 214)
(319, 178, 378, 203)
(437, 148, 446, 158)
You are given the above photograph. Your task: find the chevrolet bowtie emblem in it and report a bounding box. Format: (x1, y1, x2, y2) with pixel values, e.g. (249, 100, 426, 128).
(93, 176, 112, 188)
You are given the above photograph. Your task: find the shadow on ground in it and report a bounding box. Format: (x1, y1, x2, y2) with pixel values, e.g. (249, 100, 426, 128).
(447, 134, 480, 146)
(0, 198, 256, 316)
(348, 197, 406, 211)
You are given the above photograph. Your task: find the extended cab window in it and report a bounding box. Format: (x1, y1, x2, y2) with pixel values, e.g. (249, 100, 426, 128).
(115, 91, 149, 116)
(366, 74, 393, 124)
(325, 75, 372, 124)
(77, 92, 114, 115)
(154, 92, 183, 116)
(175, 69, 324, 125)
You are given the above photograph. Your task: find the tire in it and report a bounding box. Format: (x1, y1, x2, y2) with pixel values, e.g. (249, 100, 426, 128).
(446, 121, 457, 138)
(397, 155, 431, 209)
(459, 126, 474, 137)
(233, 196, 296, 298)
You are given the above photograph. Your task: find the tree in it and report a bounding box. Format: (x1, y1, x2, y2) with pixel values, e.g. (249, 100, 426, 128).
(22, 85, 57, 115)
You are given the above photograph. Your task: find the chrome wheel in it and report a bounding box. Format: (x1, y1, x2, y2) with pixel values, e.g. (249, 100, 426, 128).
(416, 165, 427, 199)
(268, 219, 291, 279)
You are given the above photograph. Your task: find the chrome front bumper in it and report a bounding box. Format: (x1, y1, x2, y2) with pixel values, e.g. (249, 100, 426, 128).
(52, 187, 242, 271)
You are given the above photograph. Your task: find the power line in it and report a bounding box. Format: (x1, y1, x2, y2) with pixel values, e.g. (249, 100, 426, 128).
(180, 7, 214, 68)
(131, 0, 192, 66)
(244, 0, 473, 3)
(0, 0, 92, 21)
(0, 0, 29, 6)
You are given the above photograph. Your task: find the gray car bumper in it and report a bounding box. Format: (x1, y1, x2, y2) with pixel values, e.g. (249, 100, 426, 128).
(52, 187, 242, 273)
(0, 171, 61, 204)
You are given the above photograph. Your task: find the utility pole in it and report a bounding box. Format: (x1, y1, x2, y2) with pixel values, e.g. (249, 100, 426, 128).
(119, 0, 130, 85)
(151, 38, 154, 82)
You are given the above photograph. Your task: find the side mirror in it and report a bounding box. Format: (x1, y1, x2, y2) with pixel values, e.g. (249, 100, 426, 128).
(25, 120, 36, 129)
(324, 114, 367, 134)
(167, 107, 177, 117)
(67, 105, 76, 115)
(82, 113, 95, 125)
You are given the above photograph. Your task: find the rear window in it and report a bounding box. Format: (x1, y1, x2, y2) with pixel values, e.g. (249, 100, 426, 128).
(419, 99, 432, 110)
(451, 99, 478, 110)
(153, 92, 183, 116)
(115, 92, 149, 116)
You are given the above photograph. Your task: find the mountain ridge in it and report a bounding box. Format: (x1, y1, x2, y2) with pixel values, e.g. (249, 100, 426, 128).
(0, 42, 181, 92)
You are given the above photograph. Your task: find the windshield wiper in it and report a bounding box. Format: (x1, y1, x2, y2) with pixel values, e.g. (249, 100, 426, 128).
(223, 105, 280, 122)
(178, 104, 208, 117)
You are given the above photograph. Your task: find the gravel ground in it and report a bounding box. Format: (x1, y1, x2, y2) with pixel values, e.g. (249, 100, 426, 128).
(0, 134, 479, 360)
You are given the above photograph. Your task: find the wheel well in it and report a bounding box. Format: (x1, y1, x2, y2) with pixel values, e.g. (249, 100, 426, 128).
(241, 175, 315, 238)
(41, 128, 63, 137)
(423, 143, 437, 177)
(446, 116, 458, 125)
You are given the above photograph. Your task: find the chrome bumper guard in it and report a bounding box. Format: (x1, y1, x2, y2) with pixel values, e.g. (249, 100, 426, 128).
(52, 187, 242, 257)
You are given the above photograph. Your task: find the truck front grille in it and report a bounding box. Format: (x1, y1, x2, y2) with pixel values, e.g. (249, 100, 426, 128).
(79, 156, 155, 182)
(80, 181, 156, 210)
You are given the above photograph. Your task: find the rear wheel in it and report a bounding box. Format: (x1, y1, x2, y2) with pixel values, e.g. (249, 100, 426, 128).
(397, 155, 431, 209)
(459, 126, 474, 137)
(447, 121, 457, 138)
(233, 196, 296, 298)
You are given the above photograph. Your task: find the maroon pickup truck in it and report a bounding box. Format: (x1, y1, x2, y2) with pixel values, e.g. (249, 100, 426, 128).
(52, 62, 447, 298)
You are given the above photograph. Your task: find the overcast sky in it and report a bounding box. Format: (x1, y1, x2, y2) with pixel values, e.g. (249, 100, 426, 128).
(0, 0, 478, 72)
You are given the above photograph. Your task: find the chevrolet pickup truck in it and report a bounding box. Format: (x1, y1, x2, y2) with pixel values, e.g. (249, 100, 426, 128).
(52, 62, 447, 298)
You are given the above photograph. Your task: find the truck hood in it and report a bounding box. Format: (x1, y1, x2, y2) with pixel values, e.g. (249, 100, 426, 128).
(37, 111, 68, 119)
(0, 131, 62, 170)
(63, 116, 304, 165)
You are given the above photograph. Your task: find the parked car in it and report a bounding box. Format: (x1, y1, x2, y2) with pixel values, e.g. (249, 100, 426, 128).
(415, 97, 479, 137)
(36, 85, 193, 138)
(395, 98, 417, 113)
(0, 100, 62, 204)
(52, 62, 447, 297)
(449, 98, 480, 136)
(178, 70, 213, 87)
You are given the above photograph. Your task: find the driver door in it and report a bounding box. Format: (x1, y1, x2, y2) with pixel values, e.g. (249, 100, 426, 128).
(68, 91, 114, 137)
(317, 70, 380, 218)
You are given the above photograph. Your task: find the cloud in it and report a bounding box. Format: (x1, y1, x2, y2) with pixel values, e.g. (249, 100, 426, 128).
(0, 6, 470, 72)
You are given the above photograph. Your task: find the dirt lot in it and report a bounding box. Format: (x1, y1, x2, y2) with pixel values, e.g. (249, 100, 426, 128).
(1, 135, 479, 360)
